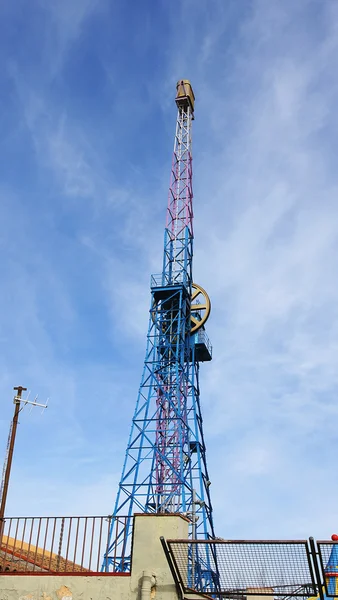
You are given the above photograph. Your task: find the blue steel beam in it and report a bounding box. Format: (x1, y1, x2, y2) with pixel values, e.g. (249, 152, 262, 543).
(104, 82, 216, 590)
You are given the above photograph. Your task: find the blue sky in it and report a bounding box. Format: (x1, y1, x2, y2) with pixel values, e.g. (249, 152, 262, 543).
(1, 0, 338, 540)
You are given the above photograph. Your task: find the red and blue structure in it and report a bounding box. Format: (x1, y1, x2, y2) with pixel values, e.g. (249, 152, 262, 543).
(103, 81, 216, 588)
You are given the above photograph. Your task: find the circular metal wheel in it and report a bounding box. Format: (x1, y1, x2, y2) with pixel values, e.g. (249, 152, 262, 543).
(190, 283, 211, 333)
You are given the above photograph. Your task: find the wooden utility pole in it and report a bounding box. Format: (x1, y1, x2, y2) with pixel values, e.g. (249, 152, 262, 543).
(0, 386, 47, 540)
(0, 386, 26, 537)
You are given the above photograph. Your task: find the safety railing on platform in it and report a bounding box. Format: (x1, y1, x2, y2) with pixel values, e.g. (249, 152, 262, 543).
(161, 537, 338, 600)
(151, 272, 186, 288)
(195, 329, 212, 355)
(0, 515, 131, 575)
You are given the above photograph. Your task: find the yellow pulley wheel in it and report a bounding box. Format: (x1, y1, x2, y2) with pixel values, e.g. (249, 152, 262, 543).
(151, 282, 211, 335)
(190, 283, 211, 334)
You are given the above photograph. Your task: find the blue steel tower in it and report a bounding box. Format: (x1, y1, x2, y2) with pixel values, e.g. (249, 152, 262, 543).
(105, 80, 215, 572)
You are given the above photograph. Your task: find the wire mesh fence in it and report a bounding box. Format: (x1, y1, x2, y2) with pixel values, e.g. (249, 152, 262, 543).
(0, 515, 131, 574)
(166, 539, 319, 599)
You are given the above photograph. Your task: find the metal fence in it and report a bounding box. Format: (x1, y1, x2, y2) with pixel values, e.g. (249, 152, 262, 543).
(151, 272, 186, 288)
(195, 329, 213, 356)
(162, 537, 338, 600)
(0, 515, 131, 575)
(2, 519, 338, 597)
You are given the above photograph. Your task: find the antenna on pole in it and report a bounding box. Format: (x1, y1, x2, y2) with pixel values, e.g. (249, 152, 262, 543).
(0, 386, 48, 537)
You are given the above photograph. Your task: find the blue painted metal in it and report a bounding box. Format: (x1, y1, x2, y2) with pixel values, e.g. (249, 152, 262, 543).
(103, 83, 216, 580)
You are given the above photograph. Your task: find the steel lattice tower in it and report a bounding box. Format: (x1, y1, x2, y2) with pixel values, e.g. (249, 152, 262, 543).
(104, 81, 215, 574)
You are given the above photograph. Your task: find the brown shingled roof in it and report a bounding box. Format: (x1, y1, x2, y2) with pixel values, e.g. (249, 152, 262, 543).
(0, 536, 87, 573)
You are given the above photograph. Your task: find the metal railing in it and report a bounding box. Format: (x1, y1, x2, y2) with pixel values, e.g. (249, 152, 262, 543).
(0, 515, 131, 575)
(151, 273, 186, 288)
(162, 537, 338, 600)
(195, 329, 212, 356)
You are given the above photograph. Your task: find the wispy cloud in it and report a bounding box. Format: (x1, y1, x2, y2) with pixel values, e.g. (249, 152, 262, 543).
(183, 0, 338, 537)
(37, 0, 103, 79)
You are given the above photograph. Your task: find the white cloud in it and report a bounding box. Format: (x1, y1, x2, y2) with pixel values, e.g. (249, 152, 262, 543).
(38, 0, 103, 79)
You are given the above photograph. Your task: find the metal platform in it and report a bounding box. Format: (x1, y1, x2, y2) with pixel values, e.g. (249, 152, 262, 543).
(194, 329, 212, 362)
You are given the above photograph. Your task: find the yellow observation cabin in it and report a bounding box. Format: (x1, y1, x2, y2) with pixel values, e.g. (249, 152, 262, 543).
(175, 79, 195, 112)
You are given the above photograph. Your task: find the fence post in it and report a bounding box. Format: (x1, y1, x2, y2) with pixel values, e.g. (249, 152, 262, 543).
(56, 517, 65, 572)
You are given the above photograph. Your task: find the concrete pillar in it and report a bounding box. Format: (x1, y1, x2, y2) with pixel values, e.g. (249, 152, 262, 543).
(130, 513, 189, 599)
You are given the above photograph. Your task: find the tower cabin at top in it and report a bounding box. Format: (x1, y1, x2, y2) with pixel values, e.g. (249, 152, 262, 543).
(175, 79, 195, 113)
